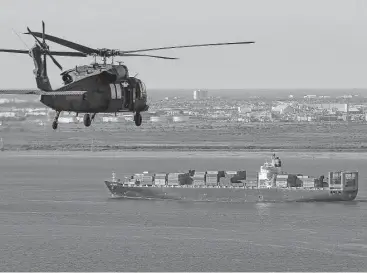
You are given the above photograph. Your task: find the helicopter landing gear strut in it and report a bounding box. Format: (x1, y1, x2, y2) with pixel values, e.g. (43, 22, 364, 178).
(83, 113, 96, 127)
(52, 111, 61, 130)
(134, 112, 142, 126)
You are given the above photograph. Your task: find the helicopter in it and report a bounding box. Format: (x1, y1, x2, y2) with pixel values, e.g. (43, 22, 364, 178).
(0, 21, 255, 130)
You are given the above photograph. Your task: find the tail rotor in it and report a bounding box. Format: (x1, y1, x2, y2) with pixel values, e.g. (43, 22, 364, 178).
(27, 21, 63, 70)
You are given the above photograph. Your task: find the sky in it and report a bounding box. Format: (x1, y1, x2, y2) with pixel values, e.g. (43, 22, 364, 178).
(0, 0, 364, 90)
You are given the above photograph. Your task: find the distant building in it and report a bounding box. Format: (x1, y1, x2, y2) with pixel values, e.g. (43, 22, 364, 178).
(271, 104, 295, 114)
(193, 90, 208, 100)
(304, 95, 317, 99)
(238, 106, 252, 113)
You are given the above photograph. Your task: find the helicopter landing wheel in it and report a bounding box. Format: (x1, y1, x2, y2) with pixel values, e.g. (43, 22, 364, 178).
(134, 112, 142, 126)
(52, 120, 58, 130)
(83, 113, 91, 127)
(52, 111, 60, 130)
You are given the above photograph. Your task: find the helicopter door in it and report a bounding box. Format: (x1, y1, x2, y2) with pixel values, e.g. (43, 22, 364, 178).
(109, 83, 124, 110)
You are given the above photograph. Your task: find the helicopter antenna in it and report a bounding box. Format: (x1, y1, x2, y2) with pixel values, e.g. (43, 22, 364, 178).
(12, 28, 30, 51)
(91, 53, 97, 64)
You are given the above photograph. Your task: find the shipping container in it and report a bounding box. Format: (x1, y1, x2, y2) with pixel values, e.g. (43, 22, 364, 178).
(206, 176, 218, 181)
(276, 181, 288, 187)
(343, 172, 358, 189)
(206, 181, 218, 186)
(329, 171, 342, 185)
(237, 171, 247, 179)
(167, 180, 179, 186)
(168, 172, 183, 177)
(141, 175, 153, 186)
(302, 183, 315, 188)
(219, 177, 231, 186)
(154, 178, 166, 182)
(231, 182, 244, 187)
(193, 180, 205, 186)
(134, 174, 144, 179)
(155, 181, 166, 186)
(218, 171, 225, 178)
(193, 176, 205, 180)
(244, 181, 257, 187)
(297, 175, 310, 179)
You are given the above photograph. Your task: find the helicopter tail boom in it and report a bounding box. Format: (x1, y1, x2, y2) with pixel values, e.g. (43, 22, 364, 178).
(30, 43, 52, 91)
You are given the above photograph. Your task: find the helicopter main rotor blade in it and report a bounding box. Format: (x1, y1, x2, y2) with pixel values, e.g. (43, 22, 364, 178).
(42, 21, 45, 45)
(27, 27, 63, 70)
(120, 53, 178, 60)
(47, 51, 87, 57)
(25, 30, 254, 59)
(0, 49, 29, 54)
(0, 48, 86, 57)
(25, 31, 98, 55)
(122, 41, 255, 54)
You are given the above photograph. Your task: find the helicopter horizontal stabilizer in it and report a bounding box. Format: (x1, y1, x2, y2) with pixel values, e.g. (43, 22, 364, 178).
(0, 89, 87, 96)
(41, 90, 87, 96)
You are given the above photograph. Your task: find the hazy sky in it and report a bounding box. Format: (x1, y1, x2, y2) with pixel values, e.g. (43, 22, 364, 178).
(0, 0, 363, 89)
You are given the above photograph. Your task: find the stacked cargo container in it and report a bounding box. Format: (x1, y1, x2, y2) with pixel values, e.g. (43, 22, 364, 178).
(154, 173, 167, 186)
(219, 171, 236, 186)
(244, 180, 258, 188)
(179, 173, 192, 185)
(342, 171, 358, 190)
(167, 173, 181, 186)
(236, 171, 247, 180)
(206, 171, 218, 186)
(275, 174, 289, 188)
(287, 174, 302, 187)
(193, 171, 206, 186)
(141, 173, 153, 186)
(297, 176, 316, 188)
(125, 175, 137, 186)
(133, 174, 144, 185)
(230, 170, 246, 187)
(329, 171, 342, 188)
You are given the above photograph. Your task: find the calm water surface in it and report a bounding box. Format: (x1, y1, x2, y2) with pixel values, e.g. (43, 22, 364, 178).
(0, 152, 366, 271)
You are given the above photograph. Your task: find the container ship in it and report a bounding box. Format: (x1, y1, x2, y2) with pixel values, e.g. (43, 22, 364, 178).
(104, 154, 359, 202)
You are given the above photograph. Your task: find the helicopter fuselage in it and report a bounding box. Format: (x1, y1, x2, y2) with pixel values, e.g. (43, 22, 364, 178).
(40, 64, 148, 114)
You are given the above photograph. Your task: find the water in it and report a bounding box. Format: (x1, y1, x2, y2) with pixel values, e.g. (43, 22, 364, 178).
(0, 151, 366, 271)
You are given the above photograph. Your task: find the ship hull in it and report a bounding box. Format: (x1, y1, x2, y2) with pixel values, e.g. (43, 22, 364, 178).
(104, 182, 358, 202)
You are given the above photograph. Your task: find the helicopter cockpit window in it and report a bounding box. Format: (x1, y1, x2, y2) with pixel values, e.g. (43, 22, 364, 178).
(140, 81, 147, 97)
(136, 81, 142, 99)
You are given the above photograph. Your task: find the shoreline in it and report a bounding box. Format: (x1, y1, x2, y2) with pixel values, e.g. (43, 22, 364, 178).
(0, 149, 364, 159)
(1, 144, 367, 153)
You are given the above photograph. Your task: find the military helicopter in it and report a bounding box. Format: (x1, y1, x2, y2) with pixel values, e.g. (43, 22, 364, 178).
(0, 21, 255, 130)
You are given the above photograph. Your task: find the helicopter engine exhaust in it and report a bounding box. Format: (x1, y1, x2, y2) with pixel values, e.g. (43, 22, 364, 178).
(100, 65, 129, 83)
